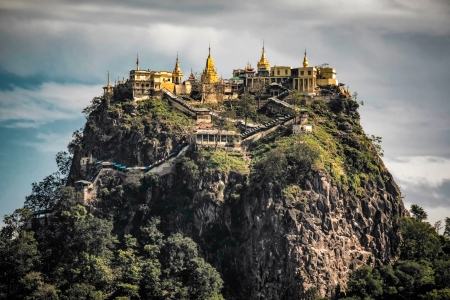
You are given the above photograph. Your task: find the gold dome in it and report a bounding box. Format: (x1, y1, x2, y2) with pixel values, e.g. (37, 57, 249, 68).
(303, 49, 309, 68)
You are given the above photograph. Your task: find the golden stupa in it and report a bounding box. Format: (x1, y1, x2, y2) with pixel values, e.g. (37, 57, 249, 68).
(257, 42, 270, 71)
(201, 45, 218, 84)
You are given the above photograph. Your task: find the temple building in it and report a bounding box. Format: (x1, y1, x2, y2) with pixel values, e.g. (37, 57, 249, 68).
(125, 54, 185, 97)
(102, 43, 341, 101)
(128, 55, 153, 96)
(201, 46, 218, 84)
(292, 50, 317, 93)
(243, 45, 340, 95)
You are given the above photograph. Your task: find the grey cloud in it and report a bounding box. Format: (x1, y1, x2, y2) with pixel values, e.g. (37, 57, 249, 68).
(400, 179, 450, 208)
(0, 0, 449, 160)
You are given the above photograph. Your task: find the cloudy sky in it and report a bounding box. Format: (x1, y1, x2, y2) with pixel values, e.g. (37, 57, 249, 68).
(0, 0, 449, 226)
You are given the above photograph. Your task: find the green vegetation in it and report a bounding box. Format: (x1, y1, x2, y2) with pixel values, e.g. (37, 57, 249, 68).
(237, 93, 257, 129)
(305, 98, 386, 193)
(107, 97, 193, 135)
(338, 205, 450, 300)
(24, 151, 72, 211)
(2, 152, 225, 299)
(250, 134, 320, 192)
(195, 149, 247, 174)
(0, 202, 224, 300)
(246, 94, 387, 196)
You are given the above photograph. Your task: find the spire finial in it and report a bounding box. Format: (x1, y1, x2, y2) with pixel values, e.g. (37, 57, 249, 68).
(136, 53, 139, 70)
(107, 71, 110, 86)
(303, 48, 309, 68)
(263, 39, 265, 51)
(208, 42, 211, 57)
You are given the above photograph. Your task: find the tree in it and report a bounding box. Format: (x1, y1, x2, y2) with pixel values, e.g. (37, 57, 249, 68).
(251, 78, 268, 109)
(444, 217, 450, 238)
(367, 135, 384, 158)
(290, 90, 304, 106)
(44, 204, 115, 292)
(410, 204, 428, 221)
(158, 233, 224, 300)
(191, 72, 217, 104)
(24, 151, 73, 212)
(343, 265, 383, 300)
(0, 231, 41, 298)
(238, 93, 256, 130)
(0, 207, 33, 239)
(17, 272, 58, 300)
(67, 128, 83, 155)
(398, 217, 441, 261)
(82, 96, 102, 118)
(434, 220, 443, 234)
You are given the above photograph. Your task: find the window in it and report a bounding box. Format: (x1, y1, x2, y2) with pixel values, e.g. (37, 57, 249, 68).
(221, 135, 227, 142)
(197, 135, 202, 142)
(308, 71, 312, 75)
(285, 70, 288, 75)
(202, 135, 208, 142)
(146, 84, 149, 87)
(209, 135, 215, 142)
(300, 71, 304, 75)
(277, 70, 280, 75)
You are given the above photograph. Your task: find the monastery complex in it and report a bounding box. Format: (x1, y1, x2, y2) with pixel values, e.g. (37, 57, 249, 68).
(78, 43, 353, 192)
(103, 43, 347, 102)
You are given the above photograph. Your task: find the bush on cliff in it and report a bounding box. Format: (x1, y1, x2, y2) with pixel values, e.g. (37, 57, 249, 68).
(338, 205, 450, 300)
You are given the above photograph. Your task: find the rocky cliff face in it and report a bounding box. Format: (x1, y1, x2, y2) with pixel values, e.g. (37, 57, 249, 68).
(70, 93, 408, 299)
(141, 160, 406, 299)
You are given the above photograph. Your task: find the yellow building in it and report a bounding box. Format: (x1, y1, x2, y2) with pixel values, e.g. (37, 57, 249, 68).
(292, 50, 318, 94)
(201, 46, 218, 84)
(151, 71, 174, 91)
(272, 66, 291, 77)
(316, 67, 338, 86)
(129, 55, 153, 96)
(127, 55, 184, 96)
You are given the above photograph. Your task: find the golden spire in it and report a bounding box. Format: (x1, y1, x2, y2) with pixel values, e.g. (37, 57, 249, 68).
(173, 52, 182, 74)
(202, 44, 218, 83)
(107, 71, 110, 86)
(257, 40, 270, 71)
(303, 48, 309, 68)
(136, 53, 139, 70)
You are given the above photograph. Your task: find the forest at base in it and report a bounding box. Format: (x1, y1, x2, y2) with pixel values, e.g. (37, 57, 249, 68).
(1, 152, 450, 300)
